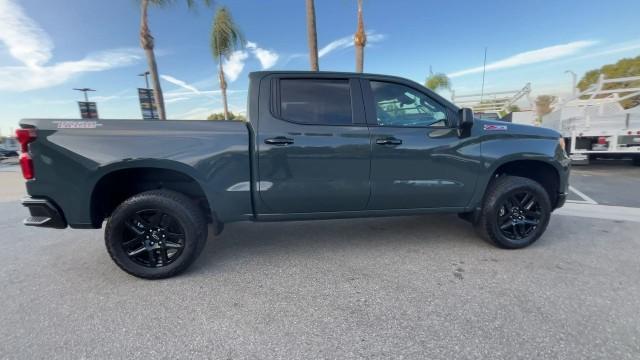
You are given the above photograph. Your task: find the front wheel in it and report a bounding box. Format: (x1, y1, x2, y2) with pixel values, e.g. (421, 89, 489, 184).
(474, 176, 551, 249)
(105, 190, 208, 279)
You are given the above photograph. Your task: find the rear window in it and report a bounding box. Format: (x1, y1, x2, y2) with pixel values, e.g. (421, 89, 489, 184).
(279, 79, 353, 125)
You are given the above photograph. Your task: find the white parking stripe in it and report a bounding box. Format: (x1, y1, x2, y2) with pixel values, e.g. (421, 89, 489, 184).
(556, 203, 640, 223)
(567, 185, 598, 205)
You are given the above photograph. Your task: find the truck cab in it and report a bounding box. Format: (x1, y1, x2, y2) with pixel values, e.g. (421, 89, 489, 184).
(251, 72, 481, 217)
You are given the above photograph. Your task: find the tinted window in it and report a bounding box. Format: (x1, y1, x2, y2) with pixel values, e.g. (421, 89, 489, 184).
(370, 81, 448, 127)
(280, 79, 353, 125)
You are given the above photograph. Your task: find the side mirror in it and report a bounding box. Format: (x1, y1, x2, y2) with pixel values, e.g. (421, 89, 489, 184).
(459, 108, 474, 129)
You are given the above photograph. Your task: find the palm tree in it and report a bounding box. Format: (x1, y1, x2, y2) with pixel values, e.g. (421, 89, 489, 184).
(139, 0, 212, 120)
(210, 6, 244, 120)
(306, 0, 319, 71)
(425, 73, 451, 92)
(354, 0, 366, 73)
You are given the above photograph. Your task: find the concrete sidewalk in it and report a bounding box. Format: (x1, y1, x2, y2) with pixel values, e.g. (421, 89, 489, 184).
(556, 202, 640, 223)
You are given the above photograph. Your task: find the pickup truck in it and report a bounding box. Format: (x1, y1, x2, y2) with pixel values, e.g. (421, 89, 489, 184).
(18, 71, 570, 279)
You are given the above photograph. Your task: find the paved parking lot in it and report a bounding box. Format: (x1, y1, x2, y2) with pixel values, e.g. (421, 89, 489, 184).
(1, 162, 639, 359)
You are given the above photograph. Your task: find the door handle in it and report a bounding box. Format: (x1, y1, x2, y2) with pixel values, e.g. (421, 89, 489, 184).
(265, 136, 294, 146)
(376, 137, 402, 146)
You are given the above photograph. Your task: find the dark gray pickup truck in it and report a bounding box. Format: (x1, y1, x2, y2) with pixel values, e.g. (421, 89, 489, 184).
(18, 71, 570, 278)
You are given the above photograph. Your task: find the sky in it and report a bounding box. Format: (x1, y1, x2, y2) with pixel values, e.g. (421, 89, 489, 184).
(1, 0, 640, 136)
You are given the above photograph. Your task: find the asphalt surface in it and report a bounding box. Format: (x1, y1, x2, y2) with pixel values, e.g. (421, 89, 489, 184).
(1, 164, 640, 359)
(569, 159, 640, 207)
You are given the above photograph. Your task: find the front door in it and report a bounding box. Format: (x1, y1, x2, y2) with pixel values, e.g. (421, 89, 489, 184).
(363, 79, 480, 210)
(257, 76, 371, 214)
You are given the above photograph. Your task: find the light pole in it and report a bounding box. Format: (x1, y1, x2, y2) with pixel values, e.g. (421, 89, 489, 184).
(138, 71, 150, 89)
(73, 88, 96, 102)
(565, 70, 577, 97)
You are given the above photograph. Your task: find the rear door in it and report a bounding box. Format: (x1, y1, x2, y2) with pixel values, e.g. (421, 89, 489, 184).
(256, 75, 371, 214)
(362, 78, 480, 210)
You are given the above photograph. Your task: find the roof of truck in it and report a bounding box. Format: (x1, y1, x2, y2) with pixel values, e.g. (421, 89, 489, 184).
(250, 70, 411, 79)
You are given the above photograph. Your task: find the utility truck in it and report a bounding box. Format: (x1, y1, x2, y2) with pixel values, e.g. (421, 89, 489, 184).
(543, 74, 640, 165)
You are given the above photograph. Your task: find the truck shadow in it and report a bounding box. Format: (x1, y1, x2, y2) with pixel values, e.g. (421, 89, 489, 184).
(189, 214, 487, 275)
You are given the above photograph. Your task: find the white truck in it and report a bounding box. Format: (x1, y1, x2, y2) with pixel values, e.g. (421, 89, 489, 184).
(542, 74, 640, 165)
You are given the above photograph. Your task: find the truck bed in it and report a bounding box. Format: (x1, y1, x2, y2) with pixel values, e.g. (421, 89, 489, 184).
(19, 119, 254, 228)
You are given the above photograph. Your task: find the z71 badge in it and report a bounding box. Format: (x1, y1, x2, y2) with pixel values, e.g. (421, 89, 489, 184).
(483, 124, 508, 131)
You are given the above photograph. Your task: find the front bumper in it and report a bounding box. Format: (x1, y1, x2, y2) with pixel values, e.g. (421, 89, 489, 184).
(21, 197, 67, 229)
(555, 192, 568, 210)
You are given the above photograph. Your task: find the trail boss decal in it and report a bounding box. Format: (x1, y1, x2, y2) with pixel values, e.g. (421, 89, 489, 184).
(483, 124, 508, 131)
(52, 121, 102, 129)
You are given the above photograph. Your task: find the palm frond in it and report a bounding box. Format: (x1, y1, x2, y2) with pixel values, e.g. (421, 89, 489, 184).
(426, 73, 451, 91)
(146, 0, 213, 9)
(210, 6, 245, 59)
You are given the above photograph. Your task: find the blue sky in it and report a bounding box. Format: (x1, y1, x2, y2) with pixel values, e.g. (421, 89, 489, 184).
(1, 0, 640, 135)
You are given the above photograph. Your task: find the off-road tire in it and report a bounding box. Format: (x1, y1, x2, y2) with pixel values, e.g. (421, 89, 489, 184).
(474, 176, 551, 249)
(105, 190, 208, 279)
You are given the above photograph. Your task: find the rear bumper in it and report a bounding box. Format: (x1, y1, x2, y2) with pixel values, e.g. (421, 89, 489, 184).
(21, 197, 67, 229)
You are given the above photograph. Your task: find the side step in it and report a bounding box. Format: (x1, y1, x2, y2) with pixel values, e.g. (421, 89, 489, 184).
(22, 197, 67, 229)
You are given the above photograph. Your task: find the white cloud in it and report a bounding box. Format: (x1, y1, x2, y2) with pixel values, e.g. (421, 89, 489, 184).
(447, 40, 598, 78)
(92, 89, 130, 102)
(0, 0, 141, 91)
(0, 0, 53, 67)
(165, 97, 190, 104)
(0, 49, 141, 91)
(223, 50, 249, 82)
(319, 31, 386, 58)
(246, 41, 279, 69)
(160, 74, 201, 94)
(175, 107, 211, 120)
(569, 40, 640, 62)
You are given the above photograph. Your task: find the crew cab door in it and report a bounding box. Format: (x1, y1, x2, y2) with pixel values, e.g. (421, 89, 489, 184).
(256, 75, 371, 214)
(362, 78, 480, 210)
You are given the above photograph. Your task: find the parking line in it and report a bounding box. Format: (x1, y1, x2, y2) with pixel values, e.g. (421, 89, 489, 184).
(567, 185, 598, 205)
(556, 202, 640, 223)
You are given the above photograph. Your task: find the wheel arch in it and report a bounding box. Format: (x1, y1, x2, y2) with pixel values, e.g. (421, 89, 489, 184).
(484, 158, 562, 207)
(89, 161, 214, 228)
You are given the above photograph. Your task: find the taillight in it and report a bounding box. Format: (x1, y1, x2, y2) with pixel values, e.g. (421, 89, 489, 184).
(15, 128, 37, 180)
(597, 136, 607, 145)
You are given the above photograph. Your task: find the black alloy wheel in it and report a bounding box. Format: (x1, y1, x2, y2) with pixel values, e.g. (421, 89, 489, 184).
(474, 175, 551, 249)
(496, 191, 542, 241)
(122, 210, 186, 268)
(105, 190, 208, 279)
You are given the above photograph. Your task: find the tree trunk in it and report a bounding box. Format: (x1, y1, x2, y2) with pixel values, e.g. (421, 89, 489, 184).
(140, 0, 166, 120)
(354, 0, 366, 73)
(306, 0, 319, 71)
(219, 56, 229, 120)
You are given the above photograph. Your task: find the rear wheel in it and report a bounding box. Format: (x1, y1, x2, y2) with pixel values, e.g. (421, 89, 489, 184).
(474, 176, 551, 249)
(105, 190, 208, 279)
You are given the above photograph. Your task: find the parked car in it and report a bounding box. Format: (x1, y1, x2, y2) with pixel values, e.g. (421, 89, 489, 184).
(0, 147, 19, 158)
(17, 71, 570, 279)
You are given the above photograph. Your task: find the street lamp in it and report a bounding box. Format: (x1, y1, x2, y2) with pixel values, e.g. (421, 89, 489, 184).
(565, 70, 577, 97)
(138, 71, 150, 89)
(73, 88, 96, 102)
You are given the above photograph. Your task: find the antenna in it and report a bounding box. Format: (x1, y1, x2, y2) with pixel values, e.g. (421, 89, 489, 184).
(480, 47, 487, 103)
